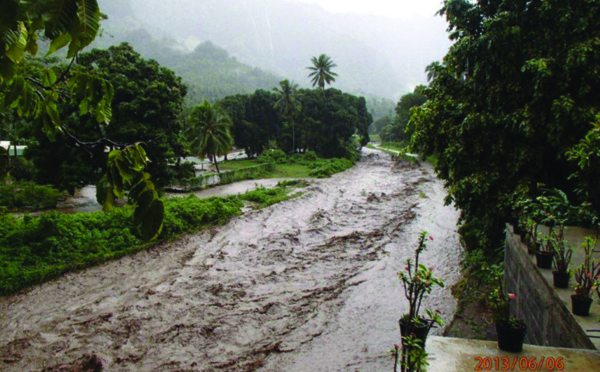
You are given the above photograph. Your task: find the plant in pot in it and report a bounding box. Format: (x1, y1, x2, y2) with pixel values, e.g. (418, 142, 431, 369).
(487, 271, 526, 352)
(549, 226, 573, 288)
(525, 219, 541, 255)
(571, 237, 600, 316)
(535, 233, 555, 270)
(397, 231, 444, 372)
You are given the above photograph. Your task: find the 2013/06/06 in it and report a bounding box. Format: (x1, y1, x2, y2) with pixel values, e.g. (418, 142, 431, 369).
(474, 356, 565, 371)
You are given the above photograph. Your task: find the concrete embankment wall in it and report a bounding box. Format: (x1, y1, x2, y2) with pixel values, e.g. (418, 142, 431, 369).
(504, 226, 597, 350)
(178, 163, 274, 192)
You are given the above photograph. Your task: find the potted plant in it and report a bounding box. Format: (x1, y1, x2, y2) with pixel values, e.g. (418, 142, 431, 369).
(571, 237, 600, 316)
(397, 231, 444, 372)
(488, 270, 526, 352)
(549, 226, 573, 288)
(535, 234, 555, 269)
(525, 219, 541, 255)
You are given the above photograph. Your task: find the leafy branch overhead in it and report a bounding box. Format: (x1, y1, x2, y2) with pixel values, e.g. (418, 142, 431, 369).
(0, 0, 111, 135)
(96, 144, 164, 240)
(1, 1, 163, 241)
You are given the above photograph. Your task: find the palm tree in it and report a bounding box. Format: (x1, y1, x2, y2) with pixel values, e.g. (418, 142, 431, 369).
(186, 100, 233, 173)
(273, 79, 302, 152)
(307, 54, 338, 89)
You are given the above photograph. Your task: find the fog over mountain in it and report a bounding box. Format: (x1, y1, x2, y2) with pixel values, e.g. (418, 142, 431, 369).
(96, 0, 450, 100)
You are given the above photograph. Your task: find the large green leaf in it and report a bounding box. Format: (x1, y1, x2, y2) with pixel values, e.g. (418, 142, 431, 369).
(75, 0, 100, 47)
(43, 0, 78, 39)
(5, 22, 28, 63)
(133, 189, 164, 240)
(46, 32, 71, 56)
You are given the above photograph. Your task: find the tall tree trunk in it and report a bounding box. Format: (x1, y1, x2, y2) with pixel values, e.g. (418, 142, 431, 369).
(292, 122, 296, 154)
(213, 155, 220, 173)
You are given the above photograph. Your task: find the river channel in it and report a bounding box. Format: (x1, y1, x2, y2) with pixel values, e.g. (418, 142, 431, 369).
(0, 148, 462, 371)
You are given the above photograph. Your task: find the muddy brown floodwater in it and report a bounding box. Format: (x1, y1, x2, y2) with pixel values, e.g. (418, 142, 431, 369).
(0, 148, 462, 372)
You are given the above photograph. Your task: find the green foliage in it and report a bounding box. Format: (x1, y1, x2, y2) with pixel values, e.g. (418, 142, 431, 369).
(92, 35, 282, 104)
(218, 90, 282, 158)
(380, 86, 427, 143)
(0, 181, 62, 211)
(273, 79, 302, 153)
(0, 184, 302, 295)
(296, 88, 371, 158)
(238, 186, 296, 208)
(76, 43, 188, 189)
(218, 87, 371, 159)
(186, 100, 233, 173)
(8, 157, 35, 181)
(308, 158, 354, 178)
(307, 54, 338, 90)
(160, 195, 242, 237)
(96, 143, 164, 240)
(411, 0, 600, 253)
(0, 0, 110, 137)
(0, 208, 140, 295)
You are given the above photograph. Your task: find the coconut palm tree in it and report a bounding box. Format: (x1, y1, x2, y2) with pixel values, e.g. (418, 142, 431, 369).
(186, 100, 233, 173)
(273, 79, 302, 152)
(307, 54, 338, 89)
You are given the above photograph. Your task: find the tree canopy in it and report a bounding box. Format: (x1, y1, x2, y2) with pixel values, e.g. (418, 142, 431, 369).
(410, 0, 600, 252)
(307, 54, 338, 90)
(186, 100, 233, 173)
(76, 43, 188, 188)
(1, 2, 168, 240)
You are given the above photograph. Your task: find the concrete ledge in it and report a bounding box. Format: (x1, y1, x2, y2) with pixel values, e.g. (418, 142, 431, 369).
(505, 225, 599, 350)
(427, 336, 600, 371)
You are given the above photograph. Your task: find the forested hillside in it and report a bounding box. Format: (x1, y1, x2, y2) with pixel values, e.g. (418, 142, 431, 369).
(93, 0, 449, 100)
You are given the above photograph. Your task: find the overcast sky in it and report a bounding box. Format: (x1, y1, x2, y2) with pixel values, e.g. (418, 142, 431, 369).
(293, 0, 445, 19)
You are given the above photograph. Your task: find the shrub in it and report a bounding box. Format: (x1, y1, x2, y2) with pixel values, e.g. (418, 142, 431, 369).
(0, 181, 62, 211)
(308, 158, 354, 178)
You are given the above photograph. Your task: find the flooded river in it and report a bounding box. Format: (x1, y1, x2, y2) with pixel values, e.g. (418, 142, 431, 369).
(0, 148, 462, 371)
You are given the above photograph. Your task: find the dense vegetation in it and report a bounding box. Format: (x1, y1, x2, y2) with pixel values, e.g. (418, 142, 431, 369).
(24, 43, 188, 192)
(255, 150, 355, 178)
(410, 0, 600, 255)
(0, 184, 300, 295)
(218, 87, 371, 159)
(0, 181, 62, 212)
(374, 85, 427, 146)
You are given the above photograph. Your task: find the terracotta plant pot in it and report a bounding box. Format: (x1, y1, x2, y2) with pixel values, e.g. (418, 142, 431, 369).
(535, 251, 553, 269)
(552, 271, 570, 289)
(496, 322, 526, 352)
(571, 295, 593, 316)
(399, 318, 430, 349)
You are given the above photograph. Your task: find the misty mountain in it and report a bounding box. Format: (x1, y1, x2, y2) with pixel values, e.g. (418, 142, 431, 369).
(95, 0, 450, 100)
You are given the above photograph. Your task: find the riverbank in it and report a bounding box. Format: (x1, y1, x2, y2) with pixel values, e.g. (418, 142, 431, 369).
(0, 148, 463, 371)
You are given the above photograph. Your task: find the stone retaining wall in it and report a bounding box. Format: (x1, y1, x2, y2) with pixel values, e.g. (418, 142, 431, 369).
(504, 227, 596, 350)
(178, 163, 274, 192)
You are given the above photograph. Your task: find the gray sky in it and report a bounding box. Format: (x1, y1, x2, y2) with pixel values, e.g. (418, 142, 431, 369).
(293, 0, 445, 19)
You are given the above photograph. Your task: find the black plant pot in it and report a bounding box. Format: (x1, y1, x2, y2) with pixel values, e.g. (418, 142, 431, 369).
(496, 322, 526, 352)
(535, 251, 554, 269)
(571, 295, 593, 316)
(399, 318, 430, 349)
(552, 271, 570, 289)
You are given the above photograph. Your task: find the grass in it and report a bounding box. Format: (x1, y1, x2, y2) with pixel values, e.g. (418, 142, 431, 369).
(218, 153, 353, 179)
(218, 159, 259, 171)
(220, 159, 313, 179)
(0, 183, 305, 296)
